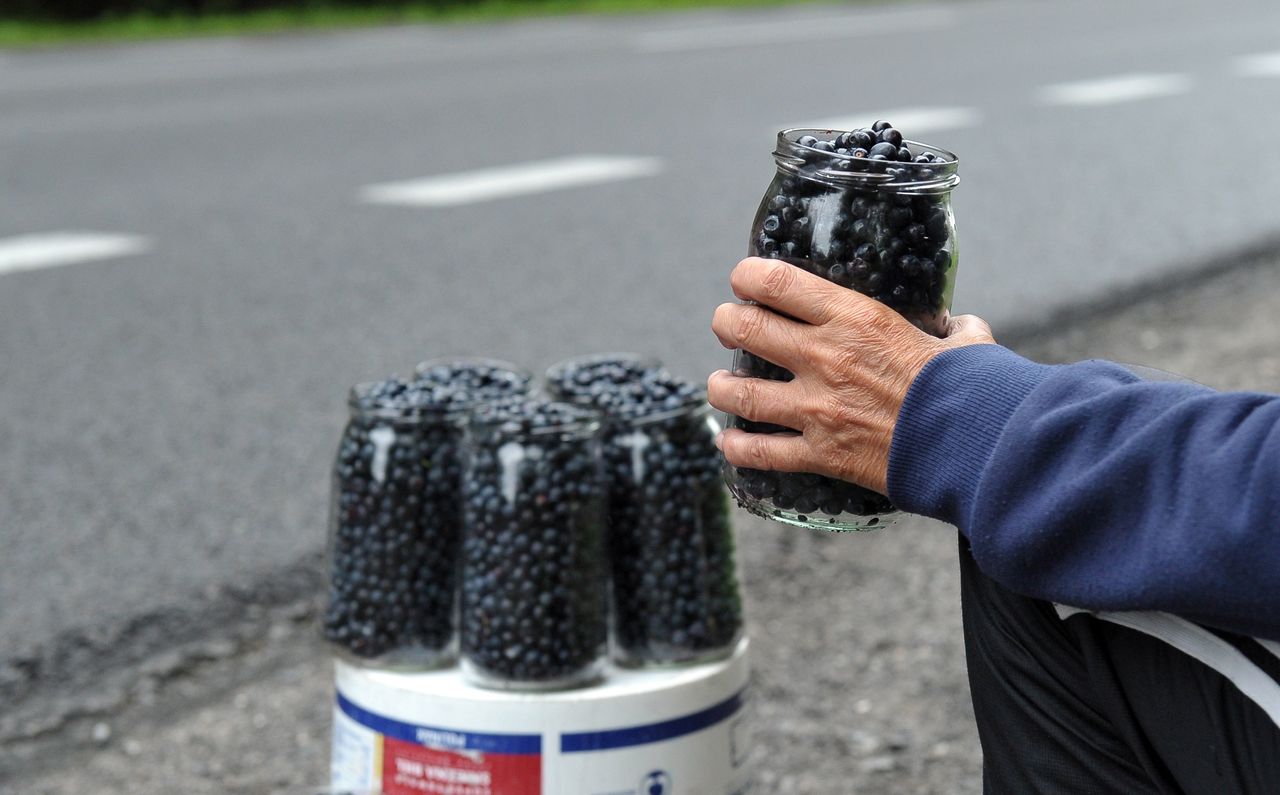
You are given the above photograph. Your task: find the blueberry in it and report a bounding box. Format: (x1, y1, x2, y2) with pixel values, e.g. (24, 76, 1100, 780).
(887, 206, 913, 230)
(798, 135, 819, 148)
(851, 130, 876, 150)
(867, 142, 899, 159)
(877, 128, 903, 148)
(871, 119, 893, 132)
(926, 208, 950, 239)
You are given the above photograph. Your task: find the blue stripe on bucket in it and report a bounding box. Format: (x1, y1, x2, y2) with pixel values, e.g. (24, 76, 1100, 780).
(560, 689, 746, 752)
(335, 691, 542, 755)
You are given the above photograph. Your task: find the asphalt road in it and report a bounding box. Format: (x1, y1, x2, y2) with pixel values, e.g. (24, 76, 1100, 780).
(4, 0, 1280, 667)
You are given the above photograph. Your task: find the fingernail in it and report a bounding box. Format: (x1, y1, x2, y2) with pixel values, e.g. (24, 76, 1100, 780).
(714, 430, 725, 450)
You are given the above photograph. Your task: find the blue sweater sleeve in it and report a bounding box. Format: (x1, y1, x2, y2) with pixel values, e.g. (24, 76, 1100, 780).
(887, 344, 1280, 641)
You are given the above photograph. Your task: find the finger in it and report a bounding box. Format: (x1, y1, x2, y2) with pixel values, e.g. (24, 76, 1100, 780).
(715, 427, 818, 474)
(711, 302, 812, 372)
(729, 257, 846, 325)
(946, 314, 996, 345)
(706, 370, 804, 429)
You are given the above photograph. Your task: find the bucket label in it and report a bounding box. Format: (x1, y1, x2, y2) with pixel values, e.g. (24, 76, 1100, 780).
(382, 738, 541, 795)
(336, 691, 542, 795)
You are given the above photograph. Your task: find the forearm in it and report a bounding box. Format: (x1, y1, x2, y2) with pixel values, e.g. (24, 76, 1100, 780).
(888, 345, 1280, 640)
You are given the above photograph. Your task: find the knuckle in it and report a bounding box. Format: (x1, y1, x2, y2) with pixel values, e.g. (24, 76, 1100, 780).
(746, 434, 775, 468)
(758, 261, 795, 303)
(734, 307, 767, 347)
(809, 339, 848, 373)
(861, 303, 900, 335)
(815, 294, 847, 324)
(734, 380, 759, 420)
(816, 396, 860, 434)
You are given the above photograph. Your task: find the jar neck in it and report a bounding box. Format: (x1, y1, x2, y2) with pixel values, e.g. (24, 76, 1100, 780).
(774, 128, 959, 195)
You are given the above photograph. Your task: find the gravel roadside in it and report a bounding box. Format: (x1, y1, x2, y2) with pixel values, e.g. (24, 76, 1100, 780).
(15, 253, 1280, 795)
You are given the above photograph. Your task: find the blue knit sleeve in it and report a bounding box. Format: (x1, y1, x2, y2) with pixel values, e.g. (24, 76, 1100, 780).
(887, 344, 1280, 641)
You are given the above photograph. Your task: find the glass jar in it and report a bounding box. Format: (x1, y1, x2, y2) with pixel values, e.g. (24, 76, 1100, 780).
(459, 399, 608, 690)
(322, 361, 531, 669)
(546, 360, 744, 667)
(724, 128, 960, 532)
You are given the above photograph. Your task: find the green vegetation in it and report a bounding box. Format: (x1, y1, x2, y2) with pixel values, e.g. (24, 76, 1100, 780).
(0, 0, 849, 47)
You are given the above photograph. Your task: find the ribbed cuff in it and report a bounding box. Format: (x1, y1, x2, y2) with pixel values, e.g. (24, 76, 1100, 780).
(887, 344, 1052, 527)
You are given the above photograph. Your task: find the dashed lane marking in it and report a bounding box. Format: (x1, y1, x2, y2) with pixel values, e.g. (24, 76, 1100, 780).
(0, 232, 151, 277)
(1037, 73, 1192, 106)
(1234, 52, 1280, 78)
(358, 155, 664, 208)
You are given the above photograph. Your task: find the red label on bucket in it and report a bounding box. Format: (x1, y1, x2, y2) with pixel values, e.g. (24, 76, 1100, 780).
(382, 737, 541, 795)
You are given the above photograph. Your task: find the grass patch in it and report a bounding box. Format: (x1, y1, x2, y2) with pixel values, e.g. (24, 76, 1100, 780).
(0, 0, 857, 48)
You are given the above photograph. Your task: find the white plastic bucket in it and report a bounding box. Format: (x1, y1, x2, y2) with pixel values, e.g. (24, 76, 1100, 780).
(331, 639, 751, 795)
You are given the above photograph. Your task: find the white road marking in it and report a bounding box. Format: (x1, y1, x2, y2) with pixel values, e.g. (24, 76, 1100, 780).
(635, 7, 955, 53)
(1037, 73, 1191, 106)
(786, 107, 981, 137)
(0, 232, 150, 277)
(1234, 51, 1280, 78)
(359, 155, 664, 208)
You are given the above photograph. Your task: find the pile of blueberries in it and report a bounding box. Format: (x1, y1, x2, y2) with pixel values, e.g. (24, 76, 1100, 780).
(459, 398, 608, 685)
(549, 356, 743, 665)
(323, 363, 530, 662)
(728, 122, 958, 526)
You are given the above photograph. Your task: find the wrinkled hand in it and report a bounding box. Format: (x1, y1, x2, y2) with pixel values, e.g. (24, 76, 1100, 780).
(708, 257, 995, 495)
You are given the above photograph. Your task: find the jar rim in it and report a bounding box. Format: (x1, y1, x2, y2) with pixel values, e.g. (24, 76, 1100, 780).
(613, 396, 712, 426)
(775, 128, 960, 193)
(412, 356, 531, 384)
(346, 358, 532, 420)
(470, 399, 604, 438)
(543, 352, 664, 387)
(346, 382, 463, 421)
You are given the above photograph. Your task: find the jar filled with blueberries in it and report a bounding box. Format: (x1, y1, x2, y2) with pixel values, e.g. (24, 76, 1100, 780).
(459, 397, 609, 690)
(547, 354, 744, 667)
(323, 360, 531, 669)
(724, 123, 960, 532)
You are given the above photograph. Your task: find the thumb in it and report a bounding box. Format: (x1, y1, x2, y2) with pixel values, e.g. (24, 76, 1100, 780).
(945, 313, 996, 345)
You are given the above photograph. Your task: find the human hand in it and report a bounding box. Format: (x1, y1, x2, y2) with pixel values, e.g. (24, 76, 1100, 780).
(708, 257, 995, 495)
